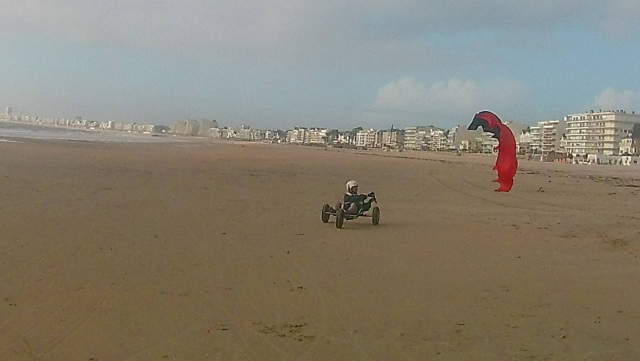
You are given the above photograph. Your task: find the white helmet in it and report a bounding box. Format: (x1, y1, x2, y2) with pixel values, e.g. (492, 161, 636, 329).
(346, 180, 358, 192)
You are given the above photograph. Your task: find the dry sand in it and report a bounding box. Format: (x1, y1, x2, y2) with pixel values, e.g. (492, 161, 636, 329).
(1, 139, 640, 361)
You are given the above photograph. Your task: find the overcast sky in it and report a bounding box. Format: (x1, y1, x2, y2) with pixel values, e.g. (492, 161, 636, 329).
(1, 0, 640, 129)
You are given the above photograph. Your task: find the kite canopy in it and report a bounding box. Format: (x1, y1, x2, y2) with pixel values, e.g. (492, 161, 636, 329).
(468, 111, 503, 139)
(468, 110, 518, 192)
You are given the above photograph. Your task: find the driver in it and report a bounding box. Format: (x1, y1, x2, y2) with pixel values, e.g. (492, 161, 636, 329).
(333, 180, 375, 215)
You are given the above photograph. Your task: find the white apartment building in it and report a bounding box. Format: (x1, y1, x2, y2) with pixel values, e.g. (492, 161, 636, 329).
(527, 125, 541, 154)
(541, 120, 565, 153)
(356, 129, 377, 148)
(264, 130, 279, 142)
(518, 132, 532, 154)
(337, 132, 354, 145)
(565, 111, 640, 156)
(307, 128, 327, 144)
(404, 126, 435, 150)
(404, 126, 419, 150)
(377, 130, 404, 149)
(447, 126, 459, 150)
(530, 119, 565, 154)
(620, 136, 638, 155)
(427, 129, 448, 151)
(210, 127, 222, 139)
(286, 127, 307, 144)
(237, 125, 254, 141)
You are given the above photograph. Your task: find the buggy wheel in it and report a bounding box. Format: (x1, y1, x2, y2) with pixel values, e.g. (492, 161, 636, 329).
(321, 204, 331, 223)
(372, 206, 380, 225)
(336, 209, 345, 229)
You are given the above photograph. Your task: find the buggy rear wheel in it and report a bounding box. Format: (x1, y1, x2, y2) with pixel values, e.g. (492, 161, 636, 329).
(336, 209, 345, 229)
(372, 206, 380, 225)
(321, 204, 331, 223)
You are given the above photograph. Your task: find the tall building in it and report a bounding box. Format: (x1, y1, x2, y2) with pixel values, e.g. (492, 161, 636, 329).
(287, 127, 307, 144)
(171, 119, 199, 136)
(447, 126, 459, 150)
(355, 129, 377, 148)
(307, 128, 327, 144)
(529, 125, 542, 153)
(171, 121, 188, 135)
(378, 128, 404, 149)
(446, 126, 486, 151)
(198, 119, 217, 137)
(564, 110, 640, 156)
(4, 106, 12, 119)
(539, 120, 566, 154)
(426, 129, 447, 151)
(237, 124, 253, 141)
(404, 127, 418, 149)
(529, 119, 565, 155)
(404, 126, 435, 150)
(518, 132, 533, 154)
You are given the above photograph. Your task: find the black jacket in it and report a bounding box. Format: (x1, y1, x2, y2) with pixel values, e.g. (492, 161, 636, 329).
(344, 193, 368, 206)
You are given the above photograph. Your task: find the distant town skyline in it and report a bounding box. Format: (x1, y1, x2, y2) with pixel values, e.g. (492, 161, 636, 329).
(2, 2, 640, 129)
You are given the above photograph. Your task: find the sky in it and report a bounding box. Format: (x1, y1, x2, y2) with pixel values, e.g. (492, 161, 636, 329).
(1, 0, 640, 130)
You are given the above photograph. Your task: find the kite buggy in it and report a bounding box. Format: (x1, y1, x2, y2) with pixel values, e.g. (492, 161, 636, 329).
(321, 180, 380, 229)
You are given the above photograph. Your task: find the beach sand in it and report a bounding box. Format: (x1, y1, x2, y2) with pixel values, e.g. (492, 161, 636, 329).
(1, 140, 639, 360)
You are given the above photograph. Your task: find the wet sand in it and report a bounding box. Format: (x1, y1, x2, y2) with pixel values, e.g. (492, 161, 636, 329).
(1, 140, 639, 360)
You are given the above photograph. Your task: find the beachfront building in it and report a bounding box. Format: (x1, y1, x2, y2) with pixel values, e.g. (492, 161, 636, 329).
(530, 119, 565, 157)
(198, 119, 218, 137)
(210, 127, 222, 139)
(237, 125, 254, 141)
(172, 119, 200, 136)
(404, 126, 434, 150)
(222, 128, 237, 139)
(564, 110, 640, 156)
(620, 135, 638, 155)
(426, 129, 448, 151)
(459, 138, 486, 153)
(355, 129, 377, 148)
(306, 128, 327, 144)
(133, 124, 156, 133)
(100, 121, 116, 130)
(447, 126, 457, 150)
(404, 126, 421, 150)
(540, 120, 566, 154)
(337, 132, 355, 145)
(446, 126, 485, 152)
(377, 129, 404, 149)
(286, 127, 307, 144)
(518, 131, 533, 154)
(529, 124, 542, 153)
(264, 130, 280, 143)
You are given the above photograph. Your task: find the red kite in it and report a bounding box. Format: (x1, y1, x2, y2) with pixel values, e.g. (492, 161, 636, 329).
(468, 111, 517, 192)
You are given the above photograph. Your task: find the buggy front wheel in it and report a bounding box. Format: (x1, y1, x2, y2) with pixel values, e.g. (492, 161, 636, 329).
(321, 204, 331, 223)
(336, 209, 345, 229)
(372, 206, 380, 225)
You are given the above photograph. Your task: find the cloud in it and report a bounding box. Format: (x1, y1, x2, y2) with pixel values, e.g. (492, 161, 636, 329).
(598, 0, 640, 39)
(0, 1, 638, 69)
(592, 87, 640, 111)
(373, 77, 528, 118)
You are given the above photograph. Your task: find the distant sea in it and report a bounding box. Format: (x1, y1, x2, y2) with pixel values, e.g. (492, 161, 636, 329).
(0, 121, 179, 143)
